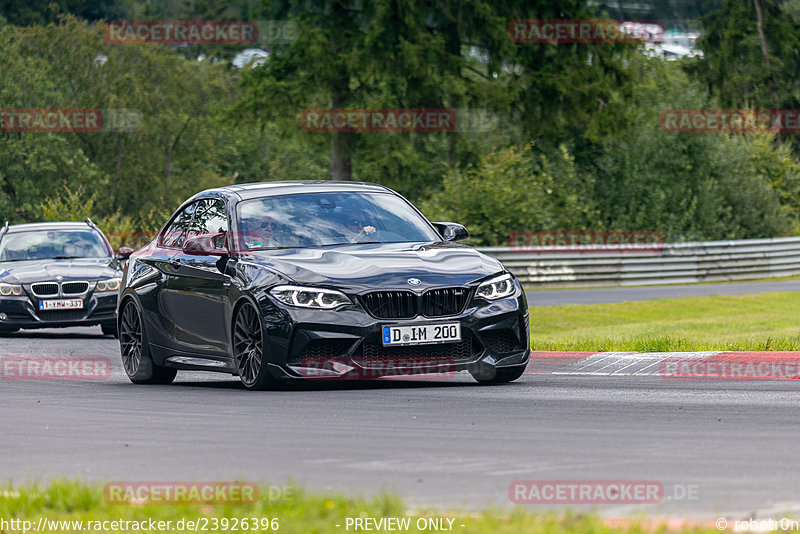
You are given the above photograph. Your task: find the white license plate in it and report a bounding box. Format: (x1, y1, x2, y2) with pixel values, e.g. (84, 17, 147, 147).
(38, 299, 83, 311)
(382, 323, 461, 346)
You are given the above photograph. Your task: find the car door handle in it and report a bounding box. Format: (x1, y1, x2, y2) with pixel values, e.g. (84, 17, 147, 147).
(169, 258, 181, 269)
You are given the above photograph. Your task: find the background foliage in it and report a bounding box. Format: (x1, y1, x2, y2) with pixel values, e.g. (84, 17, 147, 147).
(2, 1, 800, 245)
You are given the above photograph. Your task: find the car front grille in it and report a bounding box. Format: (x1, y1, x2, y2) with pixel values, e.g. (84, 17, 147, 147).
(360, 287, 470, 319)
(360, 291, 417, 319)
(62, 281, 89, 294)
(30, 281, 90, 297)
(421, 288, 469, 317)
(31, 282, 59, 296)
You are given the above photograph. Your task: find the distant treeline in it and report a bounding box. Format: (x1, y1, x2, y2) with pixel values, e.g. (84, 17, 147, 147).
(1, 1, 800, 245)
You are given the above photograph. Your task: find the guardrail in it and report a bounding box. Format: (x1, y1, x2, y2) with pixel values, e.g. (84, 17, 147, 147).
(476, 236, 800, 287)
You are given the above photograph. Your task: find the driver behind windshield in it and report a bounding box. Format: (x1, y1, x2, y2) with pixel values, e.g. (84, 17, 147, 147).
(243, 216, 280, 249)
(343, 211, 377, 242)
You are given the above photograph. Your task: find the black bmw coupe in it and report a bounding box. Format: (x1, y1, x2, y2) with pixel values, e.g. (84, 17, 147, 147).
(0, 220, 131, 335)
(117, 182, 530, 389)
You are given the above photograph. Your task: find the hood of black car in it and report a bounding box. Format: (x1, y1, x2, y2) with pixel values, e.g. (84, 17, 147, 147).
(0, 258, 120, 285)
(243, 241, 505, 292)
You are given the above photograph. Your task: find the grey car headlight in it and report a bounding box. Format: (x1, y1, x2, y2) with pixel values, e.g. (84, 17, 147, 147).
(95, 278, 122, 292)
(476, 273, 515, 300)
(0, 283, 24, 296)
(270, 285, 351, 309)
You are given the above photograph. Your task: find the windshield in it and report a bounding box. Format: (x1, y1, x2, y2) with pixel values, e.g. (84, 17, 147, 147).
(236, 192, 441, 250)
(0, 230, 111, 261)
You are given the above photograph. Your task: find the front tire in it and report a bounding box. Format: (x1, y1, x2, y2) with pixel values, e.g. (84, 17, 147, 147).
(233, 301, 280, 391)
(471, 365, 526, 385)
(119, 299, 177, 385)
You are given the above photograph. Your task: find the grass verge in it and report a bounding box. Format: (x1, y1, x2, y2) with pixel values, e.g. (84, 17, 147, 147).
(0, 480, 721, 534)
(531, 292, 800, 352)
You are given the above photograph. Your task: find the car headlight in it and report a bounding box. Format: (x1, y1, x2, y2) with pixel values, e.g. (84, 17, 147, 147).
(95, 278, 122, 292)
(476, 273, 516, 300)
(0, 283, 24, 296)
(270, 285, 351, 309)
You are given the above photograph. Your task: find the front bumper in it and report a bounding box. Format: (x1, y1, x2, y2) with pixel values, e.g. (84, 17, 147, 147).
(0, 291, 118, 330)
(258, 290, 530, 380)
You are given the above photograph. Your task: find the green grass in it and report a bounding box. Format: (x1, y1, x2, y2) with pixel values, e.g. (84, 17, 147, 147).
(0, 480, 721, 534)
(531, 292, 800, 352)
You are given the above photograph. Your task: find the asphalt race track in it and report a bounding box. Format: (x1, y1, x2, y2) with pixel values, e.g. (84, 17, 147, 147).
(527, 279, 800, 306)
(2, 327, 800, 523)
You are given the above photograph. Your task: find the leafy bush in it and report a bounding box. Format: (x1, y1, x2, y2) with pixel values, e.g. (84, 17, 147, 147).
(419, 144, 596, 246)
(425, 59, 800, 245)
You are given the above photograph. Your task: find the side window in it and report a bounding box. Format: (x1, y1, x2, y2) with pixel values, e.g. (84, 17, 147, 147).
(187, 199, 229, 249)
(161, 202, 197, 248)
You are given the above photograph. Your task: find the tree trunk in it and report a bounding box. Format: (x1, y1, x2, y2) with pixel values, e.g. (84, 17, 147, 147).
(329, 0, 352, 181)
(753, 0, 781, 144)
(330, 93, 352, 181)
(330, 131, 352, 181)
(753, 0, 769, 66)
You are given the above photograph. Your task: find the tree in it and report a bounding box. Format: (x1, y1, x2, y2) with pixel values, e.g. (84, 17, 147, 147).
(0, 0, 123, 26)
(238, 0, 639, 189)
(689, 0, 800, 118)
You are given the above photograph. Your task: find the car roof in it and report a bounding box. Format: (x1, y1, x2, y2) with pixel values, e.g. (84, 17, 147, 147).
(4, 222, 96, 234)
(197, 181, 395, 201)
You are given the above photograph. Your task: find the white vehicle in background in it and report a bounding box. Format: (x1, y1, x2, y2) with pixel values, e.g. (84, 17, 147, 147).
(233, 48, 269, 69)
(643, 31, 703, 60)
(621, 21, 664, 44)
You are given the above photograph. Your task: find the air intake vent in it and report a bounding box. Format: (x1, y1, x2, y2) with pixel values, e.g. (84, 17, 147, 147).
(356, 337, 475, 367)
(480, 329, 520, 353)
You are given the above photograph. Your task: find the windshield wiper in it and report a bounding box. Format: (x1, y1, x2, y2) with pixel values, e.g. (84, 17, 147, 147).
(53, 256, 83, 259)
(311, 241, 384, 248)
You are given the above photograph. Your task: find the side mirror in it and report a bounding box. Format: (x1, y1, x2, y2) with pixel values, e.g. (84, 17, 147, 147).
(182, 234, 228, 256)
(432, 222, 469, 242)
(116, 247, 134, 260)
